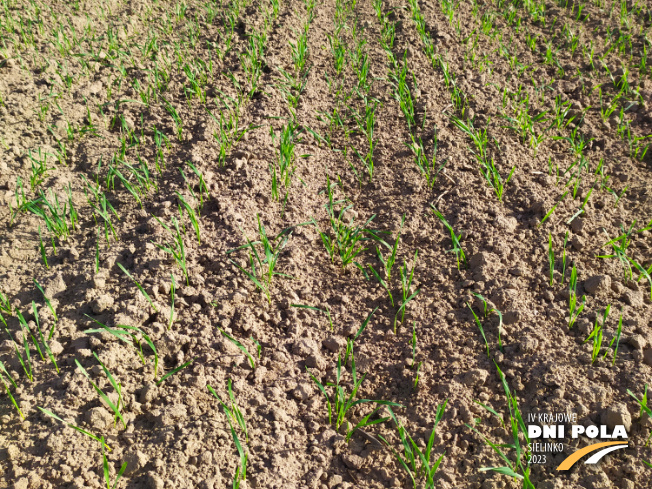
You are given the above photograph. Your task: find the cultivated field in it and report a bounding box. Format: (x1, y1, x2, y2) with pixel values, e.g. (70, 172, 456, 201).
(0, 0, 651, 487)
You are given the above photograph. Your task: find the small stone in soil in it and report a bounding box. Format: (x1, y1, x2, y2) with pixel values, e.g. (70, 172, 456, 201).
(85, 406, 113, 430)
(601, 403, 632, 431)
(584, 274, 611, 295)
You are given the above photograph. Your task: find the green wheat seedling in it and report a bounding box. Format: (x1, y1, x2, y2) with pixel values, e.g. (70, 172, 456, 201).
(75, 357, 126, 429)
(168, 274, 176, 330)
(240, 34, 265, 96)
(24, 189, 75, 240)
(157, 358, 194, 386)
(162, 97, 183, 140)
(389, 53, 416, 130)
(289, 24, 310, 73)
(378, 401, 447, 489)
(538, 191, 569, 228)
(472, 292, 504, 351)
(350, 100, 379, 181)
(566, 157, 594, 206)
(451, 117, 514, 201)
(368, 216, 404, 306)
(208, 383, 248, 488)
(133, 77, 155, 107)
(555, 125, 593, 158)
(611, 185, 629, 208)
(31, 302, 59, 373)
(128, 157, 157, 194)
(251, 336, 262, 359)
(377, 214, 404, 282)
(568, 264, 585, 329)
(315, 106, 350, 144)
(627, 385, 652, 446)
(0, 361, 23, 419)
(437, 59, 467, 114)
(207, 108, 243, 167)
(467, 302, 490, 357)
(550, 96, 575, 130)
(227, 215, 292, 304)
(66, 184, 78, 231)
(84, 317, 159, 379)
(431, 205, 466, 269)
(307, 339, 400, 442)
(314, 180, 389, 270)
(354, 47, 371, 93)
(207, 380, 248, 442)
(313, 209, 386, 271)
(602, 308, 623, 365)
(627, 133, 652, 162)
(4, 318, 34, 382)
(105, 164, 144, 209)
(185, 160, 210, 208)
(176, 166, 197, 212)
(291, 304, 334, 331)
(218, 328, 256, 370)
(304, 0, 316, 20)
(101, 436, 127, 489)
(584, 305, 610, 364)
(380, 17, 396, 52)
(409, 0, 436, 59)
(275, 67, 309, 111)
(270, 122, 303, 205)
(38, 406, 111, 451)
(40, 189, 73, 239)
(327, 34, 346, 75)
(182, 63, 207, 103)
(27, 148, 51, 190)
(0, 291, 11, 315)
(467, 364, 534, 488)
(395, 250, 420, 332)
(152, 216, 189, 286)
(628, 257, 652, 302)
(406, 129, 446, 188)
(17, 310, 44, 364)
(176, 192, 200, 244)
(117, 263, 158, 312)
(8, 177, 34, 226)
(561, 232, 569, 283)
(153, 131, 168, 173)
(34, 279, 58, 334)
(231, 425, 248, 488)
(502, 102, 549, 155)
(598, 224, 636, 280)
(82, 177, 120, 245)
(368, 263, 394, 307)
(92, 351, 124, 424)
(269, 0, 280, 18)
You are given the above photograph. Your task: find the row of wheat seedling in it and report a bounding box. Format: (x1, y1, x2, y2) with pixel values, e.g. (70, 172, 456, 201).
(308, 0, 380, 186)
(0, 275, 194, 483)
(265, 0, 315, 209)
(479, 0, 651, 163)
(410, 0, 517, 201)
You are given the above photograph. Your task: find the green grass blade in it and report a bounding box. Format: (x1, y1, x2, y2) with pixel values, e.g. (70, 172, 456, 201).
(117, 262, 158, 312)
(157, 358, 194, 385)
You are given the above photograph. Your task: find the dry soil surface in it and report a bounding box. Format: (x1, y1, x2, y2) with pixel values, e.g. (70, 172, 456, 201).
(0, 0, 652, 488)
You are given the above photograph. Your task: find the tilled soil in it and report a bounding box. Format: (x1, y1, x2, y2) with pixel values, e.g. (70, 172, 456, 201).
(0, 0, 651, 488)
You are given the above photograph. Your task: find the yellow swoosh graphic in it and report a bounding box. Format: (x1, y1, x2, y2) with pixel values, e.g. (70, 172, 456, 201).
(557, 441, 628, 471)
